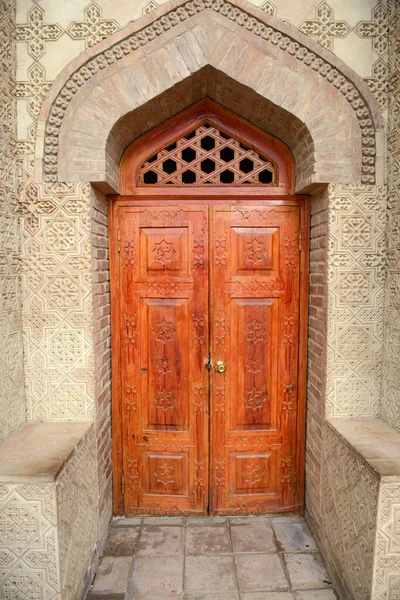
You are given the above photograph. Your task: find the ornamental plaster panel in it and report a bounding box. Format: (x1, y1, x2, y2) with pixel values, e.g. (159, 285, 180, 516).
(0, 483, 61, 599)
(32, 0, 381, 190)
(57, 425, 99, 599)
(326, 184, 386, 419)
(19, 152, 95, 422)
(382, 0, 400, 434)
(0, 0, 26, 443)
(321, 425, 379, 599)
(372, 482, 400, 600)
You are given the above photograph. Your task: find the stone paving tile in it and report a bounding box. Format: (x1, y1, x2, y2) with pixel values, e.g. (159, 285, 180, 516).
(136, 525, 184, 556)
(241, 593, 295, 600)
(184, 555, 237, 593)
(284, 553, 331, 590)
(92, 516, 337, 600)
(185, 516, 227, 525)
(89, 556, 132, 597)
(88, 594, 127, 600)
(183, 594, 239, 600)
(128, 595, 182, 600)
(113, 517, 143, 527)
(143, 517, 185, 526)
(273, 521, 317, 552)
(231, 522, 278, 553)
(229, 516, 271, 524)
(271, 516, 303, 524)
(185, 524, 231, 554)
(235, 553, 289, 592)
(294, 590, 338, 599)
(103, 526, 140, 556)
(127, 556, 183, 596)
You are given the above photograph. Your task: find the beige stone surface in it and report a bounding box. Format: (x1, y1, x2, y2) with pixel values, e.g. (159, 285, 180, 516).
(136, 525, 184, 556)
(285, 553, 331, 590)
(90, 556, 132, 595)
(3, 2, 398, 600)
(242, 593, 295, 600)
(231, 522, 277, 553)
(185, 525, 232, 554)
(382, 0, 400, 435)
(0, 421, 93, 482)
(330, 418, 400, 480)
(273, 521, 317, 553)
(294, 591, 338, 600)
(235, 553, 289, 592)
(0, 423, 99, 600)
(129, 556, 183, 595)
(103, 527, 140, 556)
(0, 0, 26, 445)
(184, 555, 237, 593)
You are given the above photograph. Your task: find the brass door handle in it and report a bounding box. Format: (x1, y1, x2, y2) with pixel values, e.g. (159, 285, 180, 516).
(215, 361, 226, 373)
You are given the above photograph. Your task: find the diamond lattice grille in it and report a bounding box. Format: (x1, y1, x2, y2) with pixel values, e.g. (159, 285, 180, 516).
(138, 124, 276, 185)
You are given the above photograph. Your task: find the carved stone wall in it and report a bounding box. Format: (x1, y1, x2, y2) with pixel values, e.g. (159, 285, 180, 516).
(8, 0, 400, 599)
(57, 426, 100, 600)
(0, 0, 25, 444)
(320, 425, 380, 600)
(382, 0, 400, 433)
(327, 184, 387, 419)
(0, 426, 99, 600)
(0, 482, 60, 598)
(372, 481, 400, 599)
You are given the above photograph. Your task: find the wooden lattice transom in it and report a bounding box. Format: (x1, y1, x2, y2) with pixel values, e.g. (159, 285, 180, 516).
(138, 124, 277, 186)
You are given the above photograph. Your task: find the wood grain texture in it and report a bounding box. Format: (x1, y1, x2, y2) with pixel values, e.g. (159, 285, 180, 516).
(111, 107, 308, 516)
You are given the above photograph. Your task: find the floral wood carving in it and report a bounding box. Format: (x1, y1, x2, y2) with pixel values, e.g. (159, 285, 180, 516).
(192, 384, 205, 412)
(154, 387, 177, 411)
(124, 239, 135, 268)
(192, 315, 205, 346)
(244, 386, 267, 411)
(245, 239, 268, 263)
(242, 464, 265, 486)
(193, 238, 205, 268)
(246, 319, 267, 344)
(153, 318, 176, 344)
(125, 315, 136, 346)
(154, 463, 176, 486)
(215, 236, 227, 268)
(152, 239, 176, 266)
(126, 381, 137, 411)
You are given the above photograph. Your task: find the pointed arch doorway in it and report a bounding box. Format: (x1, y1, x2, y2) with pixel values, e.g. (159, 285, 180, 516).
(110, 99, 309, 516)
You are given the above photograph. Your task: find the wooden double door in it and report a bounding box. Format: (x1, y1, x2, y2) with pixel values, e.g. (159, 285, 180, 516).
(112, 199, 307, 516)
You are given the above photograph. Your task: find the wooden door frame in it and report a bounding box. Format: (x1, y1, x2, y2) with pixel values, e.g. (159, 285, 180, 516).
(109, 194, 309, 516)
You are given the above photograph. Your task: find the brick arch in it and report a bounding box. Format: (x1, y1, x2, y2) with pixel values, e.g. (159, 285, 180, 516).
(36, 0, 383, 194)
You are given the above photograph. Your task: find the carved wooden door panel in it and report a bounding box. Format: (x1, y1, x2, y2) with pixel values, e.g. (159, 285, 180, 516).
(210, 205, 301, 514)
(118, 205, 209, 515)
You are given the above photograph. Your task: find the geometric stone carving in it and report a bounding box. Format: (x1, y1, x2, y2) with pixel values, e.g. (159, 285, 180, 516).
(66, 3, 120, 49)
(0, 484, 60, 598)
(321, 425, 379, 599)
(16, 5, 63, 60)
(0, 0, 25, 444)
(299, 2, 351, 51)
(327, 184, 386, 419)
(372, 483, 400, 599)
(0, 426, 99, 600)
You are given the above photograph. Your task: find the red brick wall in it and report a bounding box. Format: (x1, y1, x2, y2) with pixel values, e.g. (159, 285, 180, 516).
(91, 186, 113, 544)
(304, 186, 329, 532)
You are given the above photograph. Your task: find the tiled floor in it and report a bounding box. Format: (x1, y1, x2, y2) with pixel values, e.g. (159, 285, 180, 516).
(87, 516, 339, 600)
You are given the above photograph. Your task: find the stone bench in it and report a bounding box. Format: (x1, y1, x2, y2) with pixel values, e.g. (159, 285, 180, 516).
(0, 422, 100, 600)
(321, 418, 400, 598)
